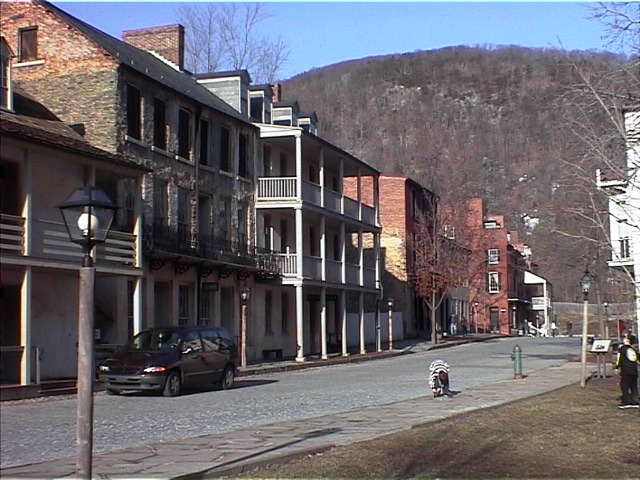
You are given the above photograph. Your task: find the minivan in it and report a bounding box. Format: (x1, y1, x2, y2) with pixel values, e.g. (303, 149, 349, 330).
(98, 326, 237, 397)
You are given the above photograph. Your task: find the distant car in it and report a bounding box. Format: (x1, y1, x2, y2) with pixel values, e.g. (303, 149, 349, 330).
(98, 326, 237, 397)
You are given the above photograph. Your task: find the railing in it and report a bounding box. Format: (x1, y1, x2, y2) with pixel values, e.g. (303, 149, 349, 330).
(275, 253, 298, 276)
(326, 259, 342, 283)
(303, 255, 322, 280)
(257, 177, 297, 199)
(257, 176, 378, 226)
(0, 345, 41, 385)
(0, 214, 25, 254)
(145, 222, 281, 275)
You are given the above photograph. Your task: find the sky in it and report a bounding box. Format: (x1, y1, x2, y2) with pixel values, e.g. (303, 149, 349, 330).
(51, 1, 613, 81)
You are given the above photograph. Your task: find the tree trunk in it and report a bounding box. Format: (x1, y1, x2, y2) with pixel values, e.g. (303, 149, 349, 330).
(431, 291, 438, 344)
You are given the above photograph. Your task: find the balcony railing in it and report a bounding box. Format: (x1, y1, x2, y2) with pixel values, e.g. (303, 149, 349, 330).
(0, 214, 25, 254)
(145, 222, 280, 274)
(275, 252, 376, 287)
(257, 177, 377, 226)
(1, 215, 137, 267)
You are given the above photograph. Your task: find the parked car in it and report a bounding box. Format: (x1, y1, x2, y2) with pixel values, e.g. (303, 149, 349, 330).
(98, 326, 237, 397)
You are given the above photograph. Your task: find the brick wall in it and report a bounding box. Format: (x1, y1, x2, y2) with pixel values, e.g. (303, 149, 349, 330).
(122, 25, 184, 70)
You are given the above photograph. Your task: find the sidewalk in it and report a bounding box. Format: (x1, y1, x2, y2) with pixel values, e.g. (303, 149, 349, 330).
(0, 336, 589, 480)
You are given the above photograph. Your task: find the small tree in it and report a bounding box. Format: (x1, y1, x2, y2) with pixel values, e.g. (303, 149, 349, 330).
(408, 192, 470, 343)
(176, 3, 290, 83)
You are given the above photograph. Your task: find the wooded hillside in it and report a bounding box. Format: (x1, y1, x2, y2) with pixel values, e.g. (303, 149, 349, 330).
(282, 45, 637, 301)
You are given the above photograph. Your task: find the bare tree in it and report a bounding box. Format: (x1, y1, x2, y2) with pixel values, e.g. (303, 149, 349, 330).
(176, 3, 290, 83)
(408, 192, 470, 343)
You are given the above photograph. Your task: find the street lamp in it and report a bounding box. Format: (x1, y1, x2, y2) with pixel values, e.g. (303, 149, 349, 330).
(387, 297, 394, 350)
(240, 286, 250, 368)
(580, 268, 592, 388)
(473, 301, 479, 334)
(58, 185, 117, 479)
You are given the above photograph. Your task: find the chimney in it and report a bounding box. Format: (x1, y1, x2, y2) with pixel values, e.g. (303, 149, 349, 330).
(122, 25, 185, 70)
(270, 83, 282, 103)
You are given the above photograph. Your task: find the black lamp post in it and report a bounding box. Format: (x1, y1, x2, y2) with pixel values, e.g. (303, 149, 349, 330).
(387, 297, 394, 350)
(580, 268, 592, 388)
(240, 286, 250, 368)
(58, 186, 116, 479)
(473, 301, 479, 334)
(602, 300, 612, 341)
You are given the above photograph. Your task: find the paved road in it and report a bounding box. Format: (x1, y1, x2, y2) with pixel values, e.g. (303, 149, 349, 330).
(0, 336, 581, 469)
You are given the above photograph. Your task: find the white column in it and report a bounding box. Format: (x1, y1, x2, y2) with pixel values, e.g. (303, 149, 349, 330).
(359, 292, 365, 354)
(341, 290, 348, 356)
(20, 267, 33, 385)
(133, 276, 143, 334)
(319, 148, 324, 207)
(320, 287, 327, 359)
(340, 222, 346, 283)
(358, 229, 364, 286)
(295, 134, 303, 201)
(295, 284, 305, 362)
(320, 215, 326, 281)
(296, 207, 304, 279)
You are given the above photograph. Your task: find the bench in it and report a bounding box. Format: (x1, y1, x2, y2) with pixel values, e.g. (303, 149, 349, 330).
(262, 349, 283, 360)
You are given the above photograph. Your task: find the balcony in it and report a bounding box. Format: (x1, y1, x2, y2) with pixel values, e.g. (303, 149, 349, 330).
(257, 177, 377, 226)
(144, 221, 280, 275)
(1, 214, 138, 267)
(273, 252, 376, 287)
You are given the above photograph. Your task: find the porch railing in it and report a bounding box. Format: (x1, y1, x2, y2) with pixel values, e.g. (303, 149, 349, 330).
(0, 214, 25, 254)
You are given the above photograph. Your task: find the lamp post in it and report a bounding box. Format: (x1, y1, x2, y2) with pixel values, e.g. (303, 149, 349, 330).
(603, 300, 611, 341)
(58, 186, 117, 479)
(580, 268, 592, 388)
(473, 301, 479, 334)
(240, 286, 250, 368)
(387, 297, 394, 350)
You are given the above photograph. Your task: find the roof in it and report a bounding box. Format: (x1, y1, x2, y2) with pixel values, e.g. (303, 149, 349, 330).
(36, 0, 254, 127)
(1, 88, 148, 171)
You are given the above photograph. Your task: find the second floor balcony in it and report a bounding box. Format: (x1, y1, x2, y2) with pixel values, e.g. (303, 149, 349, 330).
(257, 177, 377, 227)
(144, 220, 280, 275)
(0, 213, 138, 268)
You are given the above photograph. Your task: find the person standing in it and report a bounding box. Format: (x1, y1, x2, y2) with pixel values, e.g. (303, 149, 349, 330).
(615, 334, 639, 409)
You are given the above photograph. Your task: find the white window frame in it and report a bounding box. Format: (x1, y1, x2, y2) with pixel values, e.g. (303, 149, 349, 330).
(488, 272, 500, 293)
(487, 248, 500, 265)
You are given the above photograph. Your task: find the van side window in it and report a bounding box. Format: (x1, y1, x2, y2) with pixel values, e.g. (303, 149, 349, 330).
(182, 330, 203, 353)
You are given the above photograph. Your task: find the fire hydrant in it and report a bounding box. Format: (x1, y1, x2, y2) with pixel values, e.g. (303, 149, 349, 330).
(511, 344, 523, 379)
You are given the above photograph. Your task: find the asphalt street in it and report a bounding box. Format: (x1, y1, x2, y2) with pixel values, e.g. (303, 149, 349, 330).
(0, 336, 581, 470)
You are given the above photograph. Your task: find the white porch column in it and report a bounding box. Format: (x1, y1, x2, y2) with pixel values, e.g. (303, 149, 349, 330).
(340, 222, 346, 283)
(359, 292, 365, 354)
(358, 229, 364, 286)
(133, 276, 143, 334)
(296, 207, 303, 278)
(320, 215, 326, 281)
(319, 148, 324, 207)
(295, 134, 303, 201)
(341, 290, 348, 357)
(295, 284, 305, 362)
(320, 287, 327, 359)
(20, 267, 33, 385)
(357, 168, 362, 221)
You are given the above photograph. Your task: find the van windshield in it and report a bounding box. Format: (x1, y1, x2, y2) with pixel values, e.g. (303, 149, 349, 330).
(126, 330, 181, 353)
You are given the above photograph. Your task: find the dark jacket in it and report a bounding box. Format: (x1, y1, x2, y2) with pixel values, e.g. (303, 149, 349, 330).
(615, 344, 639, 377)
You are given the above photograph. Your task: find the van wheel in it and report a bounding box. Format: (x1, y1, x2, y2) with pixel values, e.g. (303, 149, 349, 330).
(163, 371, 181, 397)
(106, 388, 120, 396)
(220, 366, 235, 390)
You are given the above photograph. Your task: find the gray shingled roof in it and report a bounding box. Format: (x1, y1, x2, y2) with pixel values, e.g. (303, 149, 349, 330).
(38, 0, 254, 127)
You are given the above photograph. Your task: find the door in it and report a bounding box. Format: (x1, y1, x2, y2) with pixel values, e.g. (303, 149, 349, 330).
(199, 328, 227, 381)
(490, 308, 499, 333)
(0, 285, 20, 383)
(154, 282, 171, 327)
(178, 330, 207, 387)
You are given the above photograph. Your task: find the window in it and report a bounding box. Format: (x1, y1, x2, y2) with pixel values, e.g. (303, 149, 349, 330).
(122, 187, 135, 233)
(178, 108, 191, 159)
(620, 238, 631, 259)
(263, 214, 273, 250)
(199, 291, 211, 326)
(333, 233, 340, 261)
(309, 226, 318, 256)
(263, 145, 272, 175)
(265, 291, 273, 335)
(153, 98, 166, 150)
(178, 285, 191, 326)
(279, 152, 287, 176)
(237, 207, 246, 250)
(0, 46, 10, 110)
(487, 248, 500, 264)
(238, 133, 248, 177)
(250, 95, 264, 122)
(280, 219, 288, 253)
(444, 225, 455, 239)
(488, 272, 500, 293)
(199, 119, 209, 166)
(219, 199, 230, 243)
(126, 85, 142, 139)
(178, 187, 191, 246)
(19, 27, 37, 62)
(153, 180, 168, 226)
(181, 329, 203, 352)
(220, 126, 231, 172)
(308, 164, 319, 184)
(281, 292, 289, 334)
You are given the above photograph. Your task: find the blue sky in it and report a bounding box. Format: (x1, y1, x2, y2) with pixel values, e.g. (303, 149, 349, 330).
(52, 2, 611, 80)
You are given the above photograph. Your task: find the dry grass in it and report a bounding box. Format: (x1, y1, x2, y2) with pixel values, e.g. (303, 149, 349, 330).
(225, 376, 639, 479)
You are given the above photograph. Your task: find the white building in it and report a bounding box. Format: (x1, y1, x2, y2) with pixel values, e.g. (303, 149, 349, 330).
(597, 105, 640, 336)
